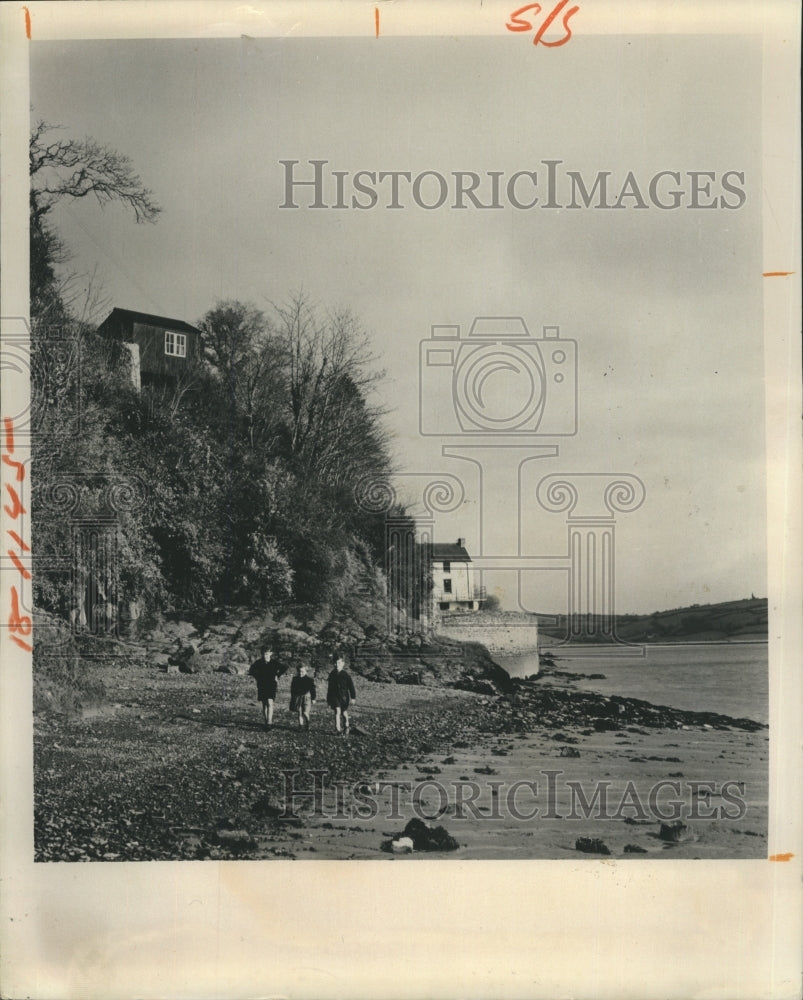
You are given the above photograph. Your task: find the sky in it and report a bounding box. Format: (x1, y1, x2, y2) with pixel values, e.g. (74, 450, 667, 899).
(29, 33, 766, 614)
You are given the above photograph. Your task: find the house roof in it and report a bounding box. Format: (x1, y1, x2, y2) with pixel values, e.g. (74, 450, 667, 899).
(100, 307, 199, 336)
(431, 542, 471, 562)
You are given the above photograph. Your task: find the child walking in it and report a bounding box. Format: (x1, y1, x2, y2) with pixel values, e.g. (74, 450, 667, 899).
(326, 653, 356, 735)
(248, 644, 287, 730)
(290, 664, 317, 730)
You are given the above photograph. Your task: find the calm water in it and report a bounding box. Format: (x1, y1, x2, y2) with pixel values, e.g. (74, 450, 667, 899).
(496, 642, 769, 723)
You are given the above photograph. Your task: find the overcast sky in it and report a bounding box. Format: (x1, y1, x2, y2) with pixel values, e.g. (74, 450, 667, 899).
(30, 33, 765, 614)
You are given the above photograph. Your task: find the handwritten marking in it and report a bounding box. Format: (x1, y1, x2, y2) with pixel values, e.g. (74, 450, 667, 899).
(375, 7, 379, 38)
(769, 852, 794, 862)
(2, 452, 24, 481)
(3, 416, 32, 651)
(8, 585, 32, 652)
(3, 483, 26, 519)
(762, 271, 794, 277)
(22, 5, 31, 39)
(506, 1, 579, 47)
(8, 551, 31, 580)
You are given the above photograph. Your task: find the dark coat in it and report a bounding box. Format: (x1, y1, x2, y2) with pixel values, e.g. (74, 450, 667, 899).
(326, 668, 356, 710)
(249, 655, 286, 702)
(290, 674, 317, 703)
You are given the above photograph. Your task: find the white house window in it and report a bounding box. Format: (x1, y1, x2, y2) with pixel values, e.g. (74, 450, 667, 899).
(165, 331, 187, 357)
(443, 579, 452, 594)
(443, 560, 451, 572)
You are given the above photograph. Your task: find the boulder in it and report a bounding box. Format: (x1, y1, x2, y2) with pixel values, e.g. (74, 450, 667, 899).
(454, 678, 499, 696)
(198, 637, 227, 657)
(659, 820, 694, 844)
(215, 829, 257, 853)
(593, 718, 621, 732)
(168, 641, 196, 663)
(394, 670, 422, 686)
(318, 618, 366, 648)
(217, 661, 250, 675)
(263, 627, 319, 661)
(160, 620, 199, 643)
(401, 818, 459, 852)
(168, 642, 206, 674)
(575, 837, 611, 855)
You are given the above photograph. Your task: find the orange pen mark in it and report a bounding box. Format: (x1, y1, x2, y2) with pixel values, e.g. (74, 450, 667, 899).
(533, 0, 578, 47)
(3, 484, 26, 519)
(762, 271, 794, 277)
(9, 551, 31, 580)
(11, 634, 32, 653)
(8, 531, 29, 553)
(9, 585, 32, 638)
(374, 7, 379, 38)
(769, 852, 794, 862)
(2, 454, 25, 482)
(22, 6, 31, 39)
(3, 417, 14, 452)
(507, 3, 543, 31)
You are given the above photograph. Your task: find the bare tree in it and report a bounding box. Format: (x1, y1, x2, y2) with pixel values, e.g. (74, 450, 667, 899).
(29, 119, 161, 225)
(271, 293, 391, 482)
(29, 120, 161, 324)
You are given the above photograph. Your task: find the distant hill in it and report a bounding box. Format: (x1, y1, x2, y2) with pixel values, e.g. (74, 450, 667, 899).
(537, 597, 768, 644)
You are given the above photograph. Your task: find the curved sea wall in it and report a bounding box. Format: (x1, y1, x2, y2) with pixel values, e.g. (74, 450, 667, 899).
(435, 612, 540, 657)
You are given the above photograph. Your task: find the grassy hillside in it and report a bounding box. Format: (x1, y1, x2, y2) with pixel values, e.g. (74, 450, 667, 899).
(537, 597, 767, 644)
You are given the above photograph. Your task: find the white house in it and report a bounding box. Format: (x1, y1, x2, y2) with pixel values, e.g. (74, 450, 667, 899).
(431, 538, 485, 612)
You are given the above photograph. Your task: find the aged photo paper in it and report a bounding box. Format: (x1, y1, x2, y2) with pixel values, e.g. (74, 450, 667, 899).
(1, 1, 800, 997)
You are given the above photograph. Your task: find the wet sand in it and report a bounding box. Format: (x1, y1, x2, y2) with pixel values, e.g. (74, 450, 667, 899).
(281, 688, 768, 860)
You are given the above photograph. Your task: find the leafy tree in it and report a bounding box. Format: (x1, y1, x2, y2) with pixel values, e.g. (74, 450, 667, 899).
(30, 330, 165, 623)
(27, 125, 407, 624)
(197, 300, 283, 450)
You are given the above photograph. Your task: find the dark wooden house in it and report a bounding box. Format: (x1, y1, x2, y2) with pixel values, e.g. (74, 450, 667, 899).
(97, 307, 200, 390)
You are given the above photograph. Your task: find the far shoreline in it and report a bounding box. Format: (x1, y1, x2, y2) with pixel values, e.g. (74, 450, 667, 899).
(540, 638, 768, 648)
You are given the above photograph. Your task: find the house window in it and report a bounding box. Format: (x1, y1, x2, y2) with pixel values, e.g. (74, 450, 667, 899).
(165, 331, 187, 357)
(439, 602, 450, 611)
(443, 560, 451, 573)
(443, 579, 452, 594)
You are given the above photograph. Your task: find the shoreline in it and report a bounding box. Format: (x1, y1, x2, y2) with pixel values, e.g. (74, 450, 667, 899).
(33, 657, 768, 862)
(540, 638, 768, 647)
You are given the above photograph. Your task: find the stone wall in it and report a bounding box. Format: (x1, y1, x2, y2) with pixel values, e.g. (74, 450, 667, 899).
(434, 612, 539, 657)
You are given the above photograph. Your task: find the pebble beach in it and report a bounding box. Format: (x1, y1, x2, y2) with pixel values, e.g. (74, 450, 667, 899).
(34, 658, 768, 862)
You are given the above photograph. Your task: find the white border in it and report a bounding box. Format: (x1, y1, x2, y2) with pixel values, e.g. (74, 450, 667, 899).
(1, 3, 800, 998)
